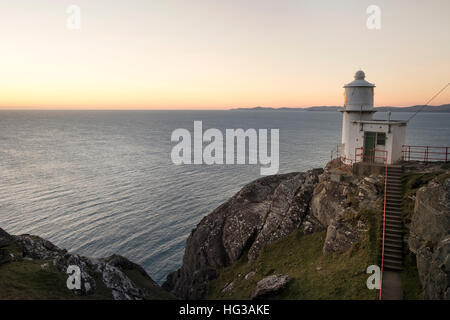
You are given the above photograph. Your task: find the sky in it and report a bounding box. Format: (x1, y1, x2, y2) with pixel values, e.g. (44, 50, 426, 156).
(0, 0, 449, 110)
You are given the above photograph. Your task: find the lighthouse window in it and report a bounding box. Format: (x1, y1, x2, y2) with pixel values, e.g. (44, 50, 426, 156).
(376, 132, 386, 146)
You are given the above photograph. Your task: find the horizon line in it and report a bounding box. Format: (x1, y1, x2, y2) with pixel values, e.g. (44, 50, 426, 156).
(0, 104, 448, 111)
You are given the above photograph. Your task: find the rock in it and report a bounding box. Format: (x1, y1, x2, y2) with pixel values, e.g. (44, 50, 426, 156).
(163, 169, 322, 299)
(0, 228, 14, 248)
(310, 179, 348, 228)
(244, 271, 256, 280)
(0, 248, 12, 265)
(323, 219, 359, 254)
(251, 274, 291, 299)
(99, 262, 143, 300)
(14, 234, 65, 260)
(315, 266, 322, 271)
(221, 282, 234, 294)
(0, 228, 172, 300)
(303, 221, 313, 234)
(54, 253, 97, 296)
(104, 254, 158, 286)
(311, 167, 381, 254)
(408, 177, 450, 300)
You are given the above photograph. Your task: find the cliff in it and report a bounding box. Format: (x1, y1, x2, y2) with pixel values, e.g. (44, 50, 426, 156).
(163, 170, 323, 299)
(403, 163, 450, 299)
(164, 160, 386, 299)
(2, 161, 448, 300)
(0, 228, 174, 300)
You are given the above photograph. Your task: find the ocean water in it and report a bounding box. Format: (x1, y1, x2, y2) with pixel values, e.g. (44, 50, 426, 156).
(0, 110, 449, 283)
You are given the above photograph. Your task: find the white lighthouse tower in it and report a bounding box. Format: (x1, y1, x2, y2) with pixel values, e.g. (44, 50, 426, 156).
(341, 70, 407, 164)
(341, 70, 376, 162)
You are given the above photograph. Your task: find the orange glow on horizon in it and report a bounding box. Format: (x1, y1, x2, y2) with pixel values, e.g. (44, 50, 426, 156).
(1, 1, 449, 110)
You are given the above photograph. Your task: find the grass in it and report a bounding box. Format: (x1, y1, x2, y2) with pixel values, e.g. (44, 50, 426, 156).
(0, 259, 82, 300)
(206, 210, 380, 300)
(0, 244, 173, 300)
(400, 254, 423, 300)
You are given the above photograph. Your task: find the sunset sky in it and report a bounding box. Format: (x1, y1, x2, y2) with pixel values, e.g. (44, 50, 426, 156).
(1, 0, 449, 109)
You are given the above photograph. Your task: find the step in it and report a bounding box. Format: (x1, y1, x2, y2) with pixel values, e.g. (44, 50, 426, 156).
(386, 183, 402, 188)
(386, 203, 403, 209)
(383, 263, 403, 271)
(387, 183, 402, 188)
(386, 208, 402, 213)
(383, 241, 403, 250)
(387, 166, 403, 171)
(384, 220, 403, 228)
(385, 228, 403, 236)
(384, 223, 403, 230)
(386, 205, 403, 211)
(380, 237, 403, 246)
(386, 196, 402, 201)
(387, 174, 403, 178)
(385, 225, 403, 232)
(386, 186, 402, 191)
(383, 252, 403, 261)
(386, 193, 402, 198)
(385, 215, 402, 221)
(388, 168, 403, 174)
(386, 199, 402, 203)
(385, 211, 402, 217)
(386, 191, 402, 196)
(384, 247, 403, 255)
(382, 257, 403, 266)
(383, 233, 403, 241)
(386, 199, 403, 205)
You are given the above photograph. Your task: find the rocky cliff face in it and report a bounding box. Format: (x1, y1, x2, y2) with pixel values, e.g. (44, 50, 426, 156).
(163, 169, 323, 299)
(408, 175, 450, 299)
(0, 228, 173, 300)
(311, 160, 383, 254)
(163, 162, 385, 300)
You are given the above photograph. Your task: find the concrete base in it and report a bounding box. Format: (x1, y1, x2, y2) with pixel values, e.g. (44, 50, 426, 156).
(353, 162, 402, 176)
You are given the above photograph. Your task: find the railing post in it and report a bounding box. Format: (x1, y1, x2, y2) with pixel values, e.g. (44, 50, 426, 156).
(446, 147, 448, 162)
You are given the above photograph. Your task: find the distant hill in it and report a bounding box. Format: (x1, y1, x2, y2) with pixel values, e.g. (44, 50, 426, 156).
(232, 104, 450, 112)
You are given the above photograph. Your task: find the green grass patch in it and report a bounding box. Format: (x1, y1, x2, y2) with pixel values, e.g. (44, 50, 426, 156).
(400, 253, 423, 300)
(0, 259, 79, 300)
(0, 259, 115, 300)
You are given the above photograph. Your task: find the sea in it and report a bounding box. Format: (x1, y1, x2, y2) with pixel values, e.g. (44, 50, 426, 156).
(0, 110, 449, 283)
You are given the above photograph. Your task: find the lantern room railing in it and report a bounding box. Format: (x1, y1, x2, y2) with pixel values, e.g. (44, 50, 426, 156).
(402, 145, 449, 162)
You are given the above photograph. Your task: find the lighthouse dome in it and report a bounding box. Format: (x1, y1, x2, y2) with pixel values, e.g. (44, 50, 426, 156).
(344, 70, 375, 88)
(355, 70, 365, 80)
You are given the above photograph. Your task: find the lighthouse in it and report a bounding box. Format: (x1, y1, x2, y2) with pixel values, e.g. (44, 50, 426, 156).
(341, 70, 407, 164)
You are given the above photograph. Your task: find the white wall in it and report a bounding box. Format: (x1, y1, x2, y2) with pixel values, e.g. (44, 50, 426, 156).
(345, 122, 406, 164)
(341, 112, 372, 162)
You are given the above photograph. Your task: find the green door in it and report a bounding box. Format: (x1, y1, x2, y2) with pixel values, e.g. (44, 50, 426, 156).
(364, 132, 376, 162)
